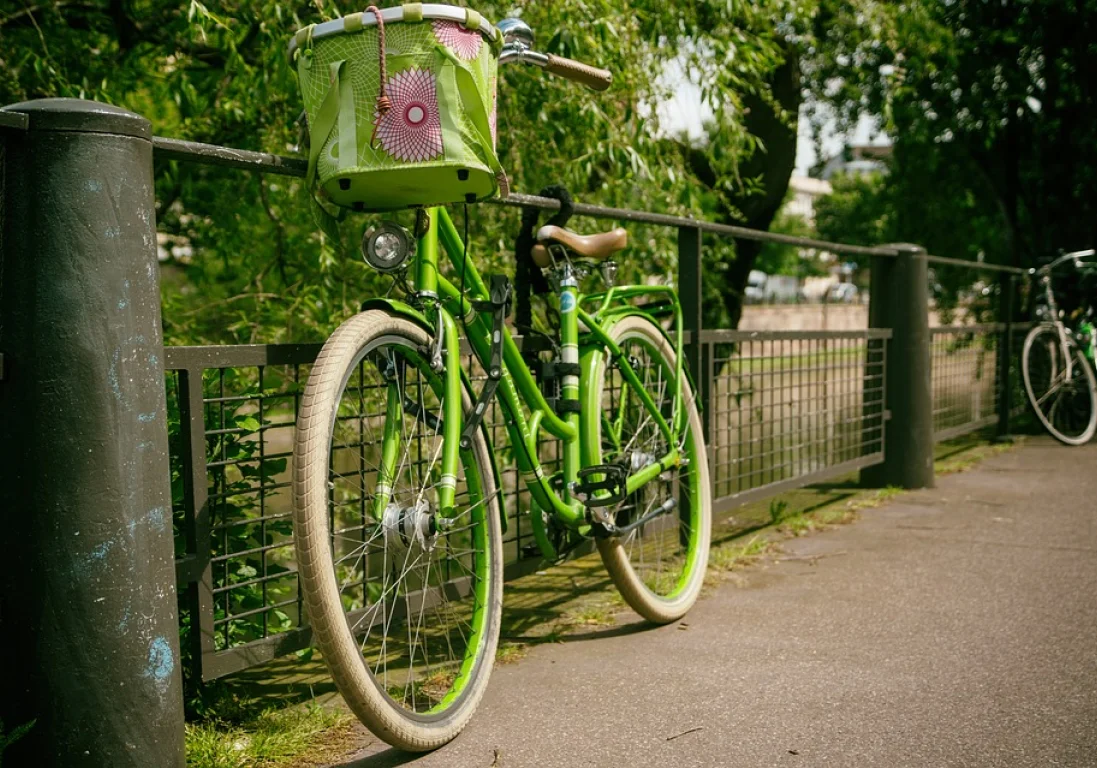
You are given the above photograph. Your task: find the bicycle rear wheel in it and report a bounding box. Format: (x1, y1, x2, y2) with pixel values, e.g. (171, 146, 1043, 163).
(591, 316, 711, 623)
(1022, 323, 1097, 445)
(293, 310, 502, 751)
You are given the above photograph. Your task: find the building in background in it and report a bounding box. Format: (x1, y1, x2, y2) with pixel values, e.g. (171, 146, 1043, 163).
(786, 175, 832, 224)
(819, 144, 892, 180)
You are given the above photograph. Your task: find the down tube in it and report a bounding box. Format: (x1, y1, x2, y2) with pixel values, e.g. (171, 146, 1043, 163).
(433, 285, 584, 526)
(436, 207, 575, 441)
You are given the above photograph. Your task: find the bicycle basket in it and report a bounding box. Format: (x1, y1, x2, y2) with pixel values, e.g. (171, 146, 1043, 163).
(290, 4, 506, 214)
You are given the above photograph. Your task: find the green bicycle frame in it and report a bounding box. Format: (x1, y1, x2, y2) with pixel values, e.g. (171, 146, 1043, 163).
(384, 206, 687, 558)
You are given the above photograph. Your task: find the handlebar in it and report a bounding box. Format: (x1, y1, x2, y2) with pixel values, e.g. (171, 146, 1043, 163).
(1033, 249, 1097, 276)
(497, 18, 613, 92)
(543, 54, 613, 91)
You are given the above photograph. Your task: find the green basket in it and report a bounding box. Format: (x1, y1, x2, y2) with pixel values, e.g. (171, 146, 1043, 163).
(291, 4, 506, 215)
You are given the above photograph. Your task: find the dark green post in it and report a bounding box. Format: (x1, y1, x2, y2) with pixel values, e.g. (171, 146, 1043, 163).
(995, 273, 1016, 441)
(678, 226, 709, 439)
(677, 226, 708, 543)
(0, 100, 185, 766)
(861, 244, 935, 489)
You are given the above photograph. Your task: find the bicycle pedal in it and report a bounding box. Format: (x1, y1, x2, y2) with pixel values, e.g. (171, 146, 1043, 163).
(572, 464, 629, 508)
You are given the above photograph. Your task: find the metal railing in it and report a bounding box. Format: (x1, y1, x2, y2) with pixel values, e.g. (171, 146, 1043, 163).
(700, 329, 889, 509)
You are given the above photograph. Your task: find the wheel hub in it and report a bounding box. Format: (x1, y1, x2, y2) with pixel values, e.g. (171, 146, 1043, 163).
(630, 450, 657, 471)
(381, 498, 437, 553)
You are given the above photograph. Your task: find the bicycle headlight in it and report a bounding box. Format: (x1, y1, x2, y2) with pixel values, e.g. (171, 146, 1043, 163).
(362, 222, 414, 273)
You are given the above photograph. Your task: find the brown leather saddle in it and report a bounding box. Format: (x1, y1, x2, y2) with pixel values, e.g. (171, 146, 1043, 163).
(530, 224, 628, 267)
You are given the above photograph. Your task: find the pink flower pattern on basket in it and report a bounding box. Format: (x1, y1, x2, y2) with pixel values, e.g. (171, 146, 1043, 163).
(374, 68, 443, 163)
(433, 19, 482, 60)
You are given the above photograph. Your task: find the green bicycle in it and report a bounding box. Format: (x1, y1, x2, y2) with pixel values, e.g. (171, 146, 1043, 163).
(291, 15, 711, 752)
(1021, 249, 1097, 445)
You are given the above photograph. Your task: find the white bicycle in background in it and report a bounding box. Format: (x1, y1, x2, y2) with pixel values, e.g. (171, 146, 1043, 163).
(1021, 249, 1097, 445)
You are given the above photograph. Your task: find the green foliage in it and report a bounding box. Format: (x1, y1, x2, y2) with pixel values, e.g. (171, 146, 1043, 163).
(814, 173, 893, 249)
(755, 209, 826, 278)
(805, 0, 1097, 272)
(814, 166, 1007, 316)
(0, 718, 36, 766)
(2, 0, 817, 343)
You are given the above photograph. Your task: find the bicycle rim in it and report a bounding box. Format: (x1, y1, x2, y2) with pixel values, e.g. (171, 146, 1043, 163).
(293, 312, 501, 750)
(1023, 325, 1097, 445)
(593, 316, 711, 622)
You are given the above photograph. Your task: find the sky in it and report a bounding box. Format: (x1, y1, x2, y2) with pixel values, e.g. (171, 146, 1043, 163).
(656, 68, 887, 176)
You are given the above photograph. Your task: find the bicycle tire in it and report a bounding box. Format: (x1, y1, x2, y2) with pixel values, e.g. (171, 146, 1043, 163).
(293, 310, 502, 751)
(1022, 322, 1097, 445)
(590, 315, 711, 623)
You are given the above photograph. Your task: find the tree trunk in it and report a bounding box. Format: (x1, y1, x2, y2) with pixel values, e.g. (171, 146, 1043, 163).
(686, 47, 802, 329)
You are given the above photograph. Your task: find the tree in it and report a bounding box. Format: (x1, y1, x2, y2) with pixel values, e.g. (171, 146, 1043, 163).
(815, 164, 1012, 316)
(755, 209, 826, 278)
(813, 173, 892, 248)
(805, 0, 1097, 272)
(1, 1, 819, 340)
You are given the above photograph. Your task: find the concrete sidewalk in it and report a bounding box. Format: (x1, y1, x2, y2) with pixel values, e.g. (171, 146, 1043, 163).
(332, 437, 1097, 768)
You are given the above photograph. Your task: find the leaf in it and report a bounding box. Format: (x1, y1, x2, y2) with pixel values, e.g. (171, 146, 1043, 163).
(234, 415, 261, 432)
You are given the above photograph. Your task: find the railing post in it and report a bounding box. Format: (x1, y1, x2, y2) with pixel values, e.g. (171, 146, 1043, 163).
(995, 273, 1016, 441)
(678, 226, 709, 440)
(861, 244, 935, 489)
(0, 99, 185, 766)
(678, 226, 709, 543)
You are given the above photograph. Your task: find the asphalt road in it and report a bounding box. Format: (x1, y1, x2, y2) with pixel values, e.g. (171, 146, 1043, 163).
(332, 437, 1097, 768)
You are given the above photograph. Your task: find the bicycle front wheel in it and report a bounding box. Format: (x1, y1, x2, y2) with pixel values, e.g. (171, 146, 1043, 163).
(591, 315, 711, 623)
(1022, 323, 1097, 445)
(293, 310, 502, 751)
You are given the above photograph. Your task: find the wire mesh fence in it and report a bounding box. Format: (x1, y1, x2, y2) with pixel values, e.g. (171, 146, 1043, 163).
(929, 322, 1033, 441)
(168, 328, 893, 682)
(167, 341, 569, 682)
(699, 330, 889, 512)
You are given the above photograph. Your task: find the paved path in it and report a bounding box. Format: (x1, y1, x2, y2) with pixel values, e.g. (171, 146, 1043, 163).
(333, 437, 1097, 768)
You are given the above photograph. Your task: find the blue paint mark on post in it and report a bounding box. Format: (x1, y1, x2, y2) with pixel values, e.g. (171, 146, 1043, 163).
(145, 636, 175, 686)
(137, 412, 157, 423)
(89, 539, 115, 561)
(147, 506, 167, 533)
(73, 538, 117, 578)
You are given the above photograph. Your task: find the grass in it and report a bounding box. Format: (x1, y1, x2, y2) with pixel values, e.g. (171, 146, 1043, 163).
(770, 485, 906, 537)
(0, 717, 36, 763)
(185, 701, 355, 768)
(936, 436, 1024, 475)
(496, 642, 530, 665)
(708, 534, 770, 572)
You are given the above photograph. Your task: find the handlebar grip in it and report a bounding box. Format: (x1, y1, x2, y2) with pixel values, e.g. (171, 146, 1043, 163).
(545, 54, 613, 91)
